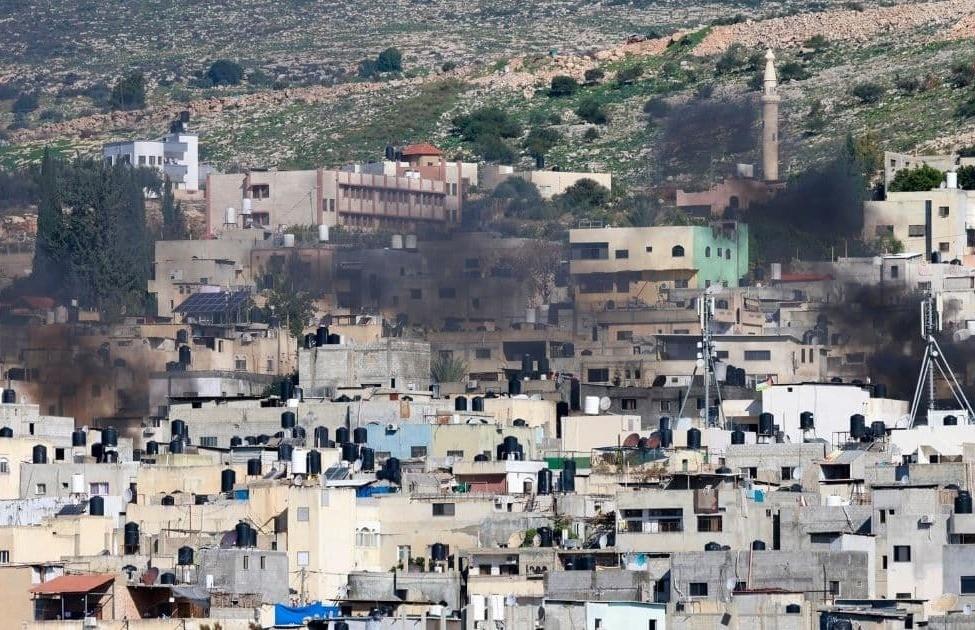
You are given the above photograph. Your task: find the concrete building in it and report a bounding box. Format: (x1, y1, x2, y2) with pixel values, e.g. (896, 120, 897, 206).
(103, 116, 200, 191)
(480, 164, 612, 199)
(197, 547, 289, 604)
(299, 338, 431, 396)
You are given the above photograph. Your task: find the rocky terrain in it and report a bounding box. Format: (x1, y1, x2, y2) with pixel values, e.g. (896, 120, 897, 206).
(2, 0, 975, 190)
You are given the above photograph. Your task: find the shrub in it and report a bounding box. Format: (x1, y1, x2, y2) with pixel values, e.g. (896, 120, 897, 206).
(0, 83, 19, 100)
(695, 83, 714, 99)
(11, 92, 39, 114)
(110, 73, 146, 110)
(804, 35, 829, 51)
(583, 127, 600, 141)
(206, 60, 244, 86)
(950, 60, 975, 88)
(850, 82, 884, 104)
(958, 165, 975, 190)
(956, 96, 975, 119)
(376, 48, 403, 73)
(894, 74, 920, 94)
(549, 75, 578, 97)
(556, 178, 611, 214)
(615, 65, 643, 85)
(778, 61, 810, 82)
(888, 164, 944, 192)
(523, 127, 562, 159)
(643, 97, 670, 118)
(584, 68, 605, 83)
(575, 97, 608, 124)
(715, 44, 750, 74)
(452, 107, 521, 142)
(441, 61, 457, 72)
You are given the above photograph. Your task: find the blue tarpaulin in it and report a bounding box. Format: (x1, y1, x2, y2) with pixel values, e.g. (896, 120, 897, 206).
(274, 601, 340, 626)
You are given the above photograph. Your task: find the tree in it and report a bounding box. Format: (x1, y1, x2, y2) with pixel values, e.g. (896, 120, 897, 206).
(844, 132, 883, 178)
(376, 48, 403, 73)
(110, 73, 146, 110)
(431, 354, 468, 383)
(584, 68, 605, 83)
(778, 61, 809, 82)
(850, 82, 884, 104)
(583, 127, 600, 142)
(206, 60, 244, 86)
(264, 253, 314, 340)
(11, 92, 39, 114)
(888, 164, 944, 192)
(805, 99, 827, 136)
(492, 177, 546, 219)
(453, 107, 521, 142)
(715, 44, 750, 74)
(575, 98, 608, 124)
(523, 127, 561, 162)
(160, 177, 187, 240)
(555, 178, 611, 214)
(513, 240, 562, 306)
(615, 65, 643, 85)
(475, 136, 515, 164)
(548, 75, 578, 97)
(958, 165, 975, 190)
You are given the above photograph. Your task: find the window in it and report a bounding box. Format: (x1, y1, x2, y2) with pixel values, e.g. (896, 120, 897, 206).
(781, 466, 794, 480)
(659, 400, 672, 412)
(411, 446, 427, 458)
(410, 289, 422, 299)
(446, 450, 464, 458)
(89, 482, 109, 496)
(940, 242, 951, 253)
(234, 357, 247, 371)
(893, 545, 911, 562)
(829, 581, 840, 596)
(35, 483, 46, 495)
(296, 551, 310, 567)
(251, 184, 270, 199)
(242, 555, 249, 570)
(672, 245, 685, 257)
(475, 348, 491, 359)
(432, 503, 455, 516)
(674, 279, 689, 289)
(616, 330, 633, 341)
(0, 550, 8, 563)
(961, 576, 975, 594)
(648, 622, 657, 630)
(689, 582, 708, 597)
(716, 350, 729, 359)
(622, 398, 638, 411)
(940, 206, 950, 217)
(0, 458, 7, 474)
(438, 287, 456, 299)
(645, 245, 653, 252)
(199, 436, 217, 448)
(890, 265, 899, 279)
(260, 556, 266, 570)
(587, 368, 610, 383)
(356, 528, 378, 547)
(744, 350, 772, 361)
(726, 250, 731, 260)
(908, 225, 926, 237)
(138, 155, 147, 165)
(615, 249, 629, 259)
(296, 507, 310, 522)
(918, 281, 931, 291)
(697, 515, 722, 532)
(876, 225, 896, 237)
(705, 246, 711, 258)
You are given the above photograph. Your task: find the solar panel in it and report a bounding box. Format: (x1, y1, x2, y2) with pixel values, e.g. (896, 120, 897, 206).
(174, 290, 251, 317)
(324, 465, 349, 481)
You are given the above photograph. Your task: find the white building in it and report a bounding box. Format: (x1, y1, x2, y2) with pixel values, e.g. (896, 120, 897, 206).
(103, 120, 200, 191)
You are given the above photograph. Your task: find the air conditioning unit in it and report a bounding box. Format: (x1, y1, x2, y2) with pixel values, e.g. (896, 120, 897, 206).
(920, 514, 935, 525)
(83, 618, 98, 629)
(386, 423, 399, 433)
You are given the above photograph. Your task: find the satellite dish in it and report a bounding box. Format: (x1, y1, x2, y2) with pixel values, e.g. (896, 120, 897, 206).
(537, 606, 546, 621)
(294, 475, 305, 486)
(599, 397, 612, 412)
(793, 466, 804, 479)
(725, 577, 738, 592)
(123, 488, 133, 502)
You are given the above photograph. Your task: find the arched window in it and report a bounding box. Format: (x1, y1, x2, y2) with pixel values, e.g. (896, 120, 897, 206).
(672, 245, 685, 257)
(0, 458, 8, 474)
(716, 299, 729, 310)
(705, 247, 711, 258)
(726, 249, 731, 260)
(355, 527, 378, 547)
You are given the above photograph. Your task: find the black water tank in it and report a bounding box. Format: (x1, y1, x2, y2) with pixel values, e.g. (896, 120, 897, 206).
(280, 378, 294, 401)
(292, 426, 306, 440)
(195, 494, 208, 505)
(102, 427, 118, 447)
(659, 429, 673, 448)
(89, 495, 105, 516)
(537, 469, 553, 495)
(538, 355, 550, 374)
(659, 416, 671, 432)
(145, 441, 159, 455)
(235, 521, 251, 548)
(386, 457, 402, 484)
(704, 541, 722, 551)
(281, 411, 296, 429)
(32, 444, 47, 464)
(874, 383, 888, 398)
(161, 495, 175, 506)
(304, 333, 316, 349)
(102, 450, 118, 464)
(503, 436, 519, 453)
(956, 491, 974, 514)
(360, 447, 375, 471)
(277, 443, 293, 461)
(316, 326, 328, 347)
(71, 430, 86, 447)
(160, 572, 176, 585)
(176, 329, 189, 344)
(247, 458, 262, 477)
(230, 436, 242, 448)
(1, 389, 15, 404)
(521, 354, 532, 376)
(731, 429, 745, 445)
(686, 428, 701, 450)
(257, 434, 270, 444)
(0, 427, 11, 438)
(335, 622, 350, 630)
(850, 414, 866, 439)
(221, 469, 236, 493)
(431, 542, 448, 562)
(307, 450, 322, 476)
(871, 421, 886, 438)
(751, 540, 767, 550)
(177, 546, 194, 566)
(336, 426, 350, 444)
(474, 453, 488, 462)
(455, 396, 468, 411)
(341, 442, 359, 462)
(758, 412, 774, 436)
(508, 377, 522, 396)
(800, 411, 815, 431)
(496, 443, 506, 461)
(353, 427, 368, 444)
(471, 396, 484, 412)
(638, 437, 651, 449)
(178, 345, 191, 366)
(171, 419, 187, 439)
(124, 522, 140, 553)
(561, 463, 576, 493)
(538, 526, 554, 547)
(169, 439, 184, 454)
(314, 426, 329, 448)
(945, 415, 959, 426)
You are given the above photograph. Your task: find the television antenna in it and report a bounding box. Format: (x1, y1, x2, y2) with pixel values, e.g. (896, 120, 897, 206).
(678, 289, 725, 427)
(909, 293, 975, 426)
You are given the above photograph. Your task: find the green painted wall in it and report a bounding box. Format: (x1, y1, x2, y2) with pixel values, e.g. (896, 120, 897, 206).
(691, 223, 749, 288)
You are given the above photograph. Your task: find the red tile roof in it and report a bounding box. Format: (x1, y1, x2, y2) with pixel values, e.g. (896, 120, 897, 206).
(31, 574, 115, 595)
(400, 143, 442, 157)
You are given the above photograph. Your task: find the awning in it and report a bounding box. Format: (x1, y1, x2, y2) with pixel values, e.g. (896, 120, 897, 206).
(171, 585, 211, 604)
(31, 574, 114, 595)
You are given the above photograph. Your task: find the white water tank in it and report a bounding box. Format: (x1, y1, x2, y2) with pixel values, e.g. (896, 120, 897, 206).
(291, 448, 308, 475)
(948, 171, 959, 189)
(71, 473, 85, 494)
(471, 594, 487, 621)
(391, 234, 403, 249)
(318, 224, 329, 242)
(283, 233, 296, 248)
(224, 207, 236, 226)
(526, 307, 537, 324)
(490, 594, 504, 621)
(584, 396, 601, 415)
(825, 495, 847, 507)
(404, 234, 417, 250)
(241, 198, 253, 214)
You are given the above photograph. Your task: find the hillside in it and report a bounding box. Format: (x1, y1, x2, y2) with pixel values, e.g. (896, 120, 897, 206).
(2, 0, 975, 191)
